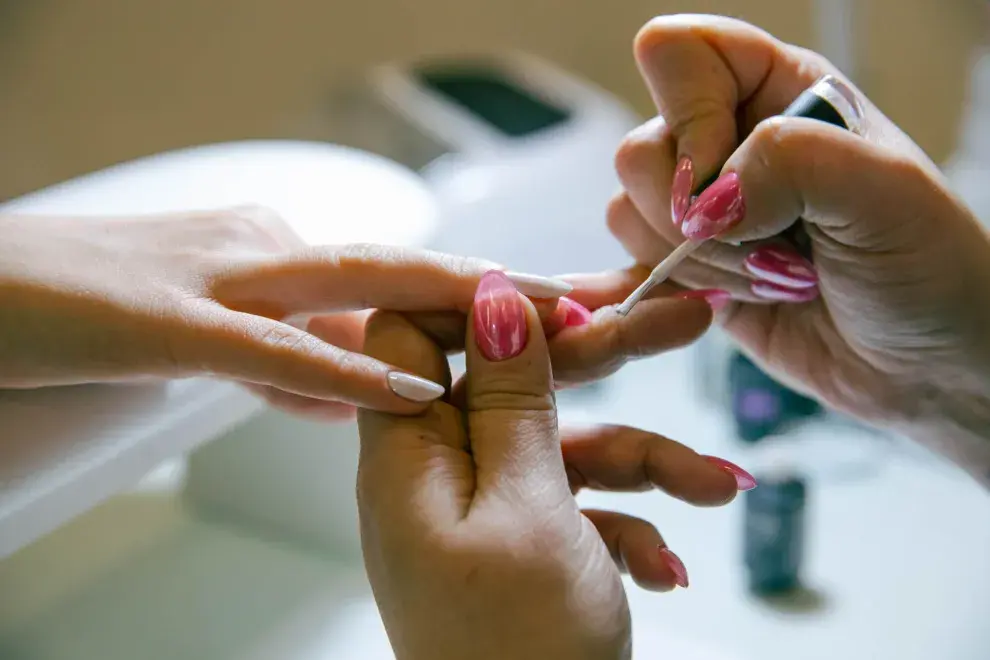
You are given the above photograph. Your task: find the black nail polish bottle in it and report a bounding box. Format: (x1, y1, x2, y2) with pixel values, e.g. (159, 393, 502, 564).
(744, 469, 807, 596)
(728, 352, 820, 443)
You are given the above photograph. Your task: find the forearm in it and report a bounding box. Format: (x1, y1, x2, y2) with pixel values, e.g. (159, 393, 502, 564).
(899, 386, 990, 489)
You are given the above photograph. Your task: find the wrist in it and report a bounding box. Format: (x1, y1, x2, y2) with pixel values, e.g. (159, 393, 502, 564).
(896, 384, 990, 488)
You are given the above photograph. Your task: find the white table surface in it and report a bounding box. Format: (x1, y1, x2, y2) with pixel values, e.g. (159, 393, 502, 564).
(0, 140, 439, 559)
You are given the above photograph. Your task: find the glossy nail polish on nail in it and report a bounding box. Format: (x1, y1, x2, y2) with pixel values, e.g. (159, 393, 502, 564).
(703, 455, 758, 491)
(744, 247, 818, 289)
(387, 372, 446, 402)
(671, 157, 694, 227)
(659, 547, 689, 588)
(675, 288, 732, 312)
(751, 281, 820, 303)
(680, 173, 746, 240)
(559, 297, 592, 327)
(473, 270, 528, 361)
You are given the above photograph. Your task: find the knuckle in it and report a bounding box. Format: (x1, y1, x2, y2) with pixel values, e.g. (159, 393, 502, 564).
(786, 45, 837, 79)
(256, 323, 326, 361)
(884, 153, 932, 188)
(227, 203, 284, 227)
(223, 204, 287, 240)
(605, 192, 634, 235)
(468, 387, 556, 413)
(215, 204, 300, 252)
(613, 118, 666, 183)
(634, 14, 696, 58)
(747, 117, 808, 179)
(434, 249, 478, 278)
(633, 16, 671, 58)
(337, 242, 395, 266)
(664, 97, 729, 141)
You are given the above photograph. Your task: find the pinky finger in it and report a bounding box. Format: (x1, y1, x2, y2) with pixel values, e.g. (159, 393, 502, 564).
(582, 509, 689, 592)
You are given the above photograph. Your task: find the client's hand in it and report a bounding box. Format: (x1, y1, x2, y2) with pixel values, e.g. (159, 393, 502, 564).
(0, 207, 575, 418)
(357, 271, 753, 660)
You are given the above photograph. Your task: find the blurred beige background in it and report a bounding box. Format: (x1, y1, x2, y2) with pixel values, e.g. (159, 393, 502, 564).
(0, 0, 984, 201)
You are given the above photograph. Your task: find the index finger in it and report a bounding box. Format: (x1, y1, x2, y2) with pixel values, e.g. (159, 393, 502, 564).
(212, 243, 573, 318)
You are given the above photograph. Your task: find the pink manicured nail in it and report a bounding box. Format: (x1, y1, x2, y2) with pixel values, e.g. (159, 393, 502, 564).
(680, 173, 745, 240)
(675, 288, 731, 312)
(671, 157, 694, 227)
(744, 246, 817, 289)
(473, 270, 528, 361)
(659, 547, 689, 588)
(751, 281, 820, 303)
(703, 456, 758, 491)
(559, 297, 592, 327)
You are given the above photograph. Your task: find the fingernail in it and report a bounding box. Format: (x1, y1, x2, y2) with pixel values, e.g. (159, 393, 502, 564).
(387, 371, 446, 402)
(675, 288, 731, 312)
(671, 156, 694, 227)
(751, 281, 820, 303)
(474, 270, 528, 361)
(744, 247, 818, 289)
(504, 272, 573, 299)
(680, 173, 745, 240)
(559, 297, 592, 327)
(658, 547, 689, 588)
(703, 456, 758, 491)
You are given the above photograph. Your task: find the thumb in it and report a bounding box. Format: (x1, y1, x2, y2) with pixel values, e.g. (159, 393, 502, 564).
(464, 271, 569, 503)
(680, 117, 949, 250)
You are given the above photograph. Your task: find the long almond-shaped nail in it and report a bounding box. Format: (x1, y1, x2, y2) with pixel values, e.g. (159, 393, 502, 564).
(659, 547, 689, 588)
(671, 157, 694, 227)
(387, 372, 446, 402)
(675, 288, 731, 311)
(703, 455, 757, 491)
(744, 247, 817, 289)
(680, 173, 745, 240)
(504, 272, 572, 298)
(474, 270, 528, 361)
(751, 281, 820, 303)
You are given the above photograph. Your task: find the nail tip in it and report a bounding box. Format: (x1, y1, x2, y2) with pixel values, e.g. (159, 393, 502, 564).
(504, 271, 573, 298)
(387, 371, 446, 402)
(658, 547, 689, 589)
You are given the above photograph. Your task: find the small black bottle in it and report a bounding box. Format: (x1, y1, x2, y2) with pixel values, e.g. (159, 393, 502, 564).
(743, 471, 807, 596)
(728, 352, 820, 443)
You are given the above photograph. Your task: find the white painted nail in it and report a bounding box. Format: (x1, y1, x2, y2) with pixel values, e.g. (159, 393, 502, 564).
(504, 272, 573, 298)
(387, 372, 446, 402)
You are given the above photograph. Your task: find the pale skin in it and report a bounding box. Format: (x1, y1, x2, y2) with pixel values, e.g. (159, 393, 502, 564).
(0, 206, 715, 416)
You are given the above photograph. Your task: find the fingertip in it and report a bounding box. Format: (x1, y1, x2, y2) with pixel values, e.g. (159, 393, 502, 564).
(386, 371, 447, 403)
(658, 547, 689, 589)
(703, 456, 758, 492)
